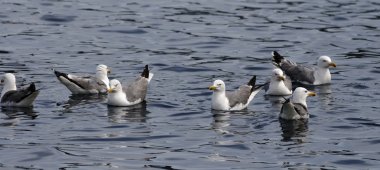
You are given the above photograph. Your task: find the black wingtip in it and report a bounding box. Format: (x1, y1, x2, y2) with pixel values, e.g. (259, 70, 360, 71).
(254, 82, 268, 91)
(282, 96, 291, 103)
(247, 75, 258, 93)
(54, 70, 67, 78)
(54, 70, 85, 89)
(247, 75, 256, 87)
(272, 51, 284, 64)
(141, 65, 149, 78)
(28, 82, 37, 92)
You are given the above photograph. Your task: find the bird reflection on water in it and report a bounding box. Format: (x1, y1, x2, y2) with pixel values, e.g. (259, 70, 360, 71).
(211, 110, 231, 134)
(58, 94, 107, 110)
(1, 106, 38, 119)
(0, 107, 37, 126)
(279, 118, 308, 142)
(107, 101, 149, 123)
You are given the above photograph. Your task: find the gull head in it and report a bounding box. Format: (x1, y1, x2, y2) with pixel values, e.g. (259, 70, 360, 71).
(271, 68, 286, 81)
(1, 73, 16, 85)
(108, 79, 122, 93)
(97, 64, 111, 74)
(209, 79, 226, 92)
(292, 87, 316, 107)
(318, 56, 336, 68)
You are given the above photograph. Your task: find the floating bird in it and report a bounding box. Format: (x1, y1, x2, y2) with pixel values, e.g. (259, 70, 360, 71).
(279, 87, 316, 120)
(107, 65, 154, 107)
(272, 51, 336, 85)
(54, 64, 110, 94)
(209, 76, 264, 111)
(0, 73, 39, 107)
(265, 68, 292, 96)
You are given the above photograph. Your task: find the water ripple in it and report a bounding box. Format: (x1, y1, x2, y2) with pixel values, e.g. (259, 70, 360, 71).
(40, 14, 76, 22)
(65, 135, 180, 142)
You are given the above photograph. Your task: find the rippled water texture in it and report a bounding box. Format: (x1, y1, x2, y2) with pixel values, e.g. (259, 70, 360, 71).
(0, 0, 379, 169)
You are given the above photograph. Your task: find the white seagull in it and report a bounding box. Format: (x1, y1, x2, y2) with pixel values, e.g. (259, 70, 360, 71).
(272, 51, 336, 85)
(279, 87, 316, 120)
(265, 68, 292, 96)
(0, 73, 39, 107)
(107, 65, 154, 107)
(54, 64, 110, 94)
(209, 76, 264, 111)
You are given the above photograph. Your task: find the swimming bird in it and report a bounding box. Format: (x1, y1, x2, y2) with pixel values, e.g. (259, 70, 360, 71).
(265, 68, 292, 96)
(0, 73, 39, 107)
(209, 76, 264, 111)
(107, 65, 154, 107)
(54, 64, 110, 94)
(272, 51, 336, 85)
(279, 87, 316, 120)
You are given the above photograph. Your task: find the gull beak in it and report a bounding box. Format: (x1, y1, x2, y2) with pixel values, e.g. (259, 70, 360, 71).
(277, 76, 285, 81)
(107, 68, 111, 74)
(209, 85, 217, 91)
(308, 91, 316, 96)
(107, 88, 114, 93)
(329, 62, 337, 68)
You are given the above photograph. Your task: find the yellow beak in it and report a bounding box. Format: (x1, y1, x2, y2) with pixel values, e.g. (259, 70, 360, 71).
(308, 92, 316, 96)
(329, 62, 337, 67)
(278, 76, 285, 81)
(209, 86, 217, 91)
(108, 88, 114, 93)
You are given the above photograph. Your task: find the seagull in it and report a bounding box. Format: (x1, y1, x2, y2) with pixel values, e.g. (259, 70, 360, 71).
(0, 73, 39, 107)
(54, 64, 110, 94)
(279, 87, 316, 120)
(272, 51, 336, 85)
(209, 76, 264, 111)
(265, 68, 292, 96)
(107, 65, 154, 107)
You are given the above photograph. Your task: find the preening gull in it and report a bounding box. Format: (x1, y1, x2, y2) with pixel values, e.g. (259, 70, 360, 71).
(54, 64, 110, 94)
(0, 73, 39, 107)
(280, 87, 316, 120)
(272, 51, 336, 85)
(209, 76, 264, 111)
(265, 68, 292, 96)
(107, 65, 154, 107)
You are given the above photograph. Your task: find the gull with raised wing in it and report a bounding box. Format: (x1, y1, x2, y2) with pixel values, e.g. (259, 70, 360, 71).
(209, 76, 264, 111)
(107, 65, 154, 107)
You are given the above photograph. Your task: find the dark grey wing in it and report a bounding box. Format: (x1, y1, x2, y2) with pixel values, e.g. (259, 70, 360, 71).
(1, 83, 38, 103)
(54, 70, 95, 90)
(123, 77, 149, 102)
(280, 60, 315, 84)
(66, 75, 107, 92)
(225, 85, 252, 107)
(68, 75, 96, 90)
(293, 103, 308, 117)
(280, 97, 291, 114)
(284, 74, 293, 91)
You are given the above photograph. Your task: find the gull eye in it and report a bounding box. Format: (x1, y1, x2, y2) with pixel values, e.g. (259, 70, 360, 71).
(323, 60, 327, 62)
(305, 90, 308, 93)
(0, 79, 3, 83)
(217, 83, 222, 86)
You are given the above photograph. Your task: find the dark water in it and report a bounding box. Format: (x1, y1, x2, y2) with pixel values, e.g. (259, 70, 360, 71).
(0, 0, 379, 169)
